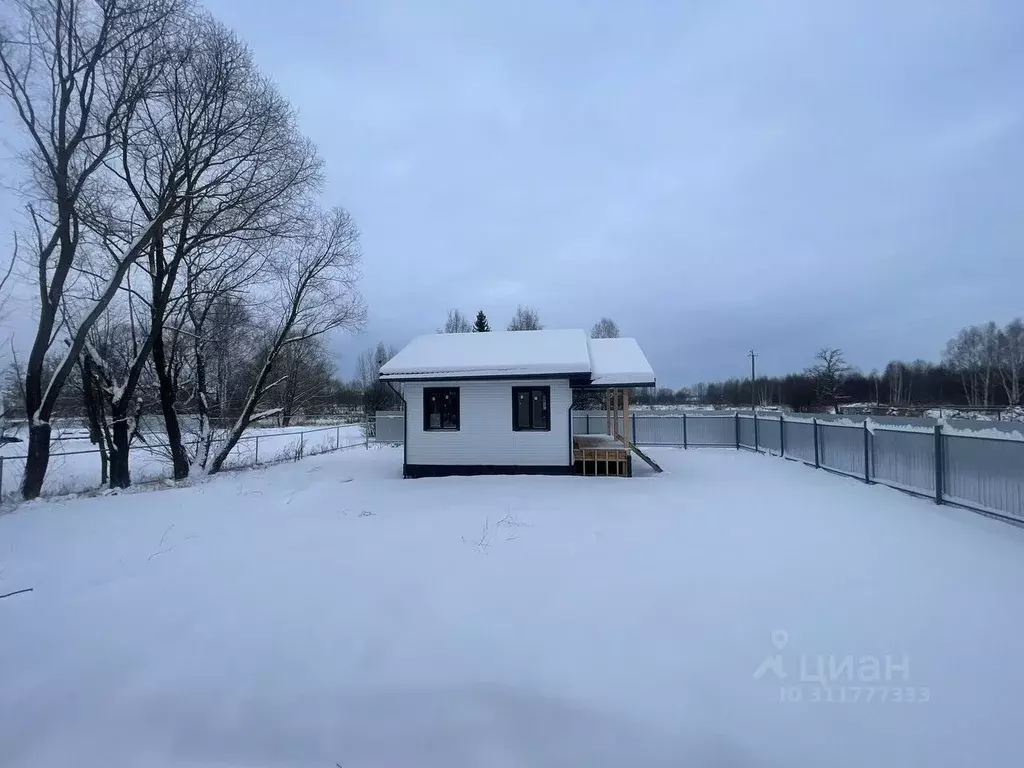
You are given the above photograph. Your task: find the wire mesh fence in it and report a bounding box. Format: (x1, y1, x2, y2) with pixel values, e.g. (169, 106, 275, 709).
(0, 422, 379, 500)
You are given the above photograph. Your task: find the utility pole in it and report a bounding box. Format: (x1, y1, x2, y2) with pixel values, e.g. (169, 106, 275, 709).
(748, 349, 757, 412)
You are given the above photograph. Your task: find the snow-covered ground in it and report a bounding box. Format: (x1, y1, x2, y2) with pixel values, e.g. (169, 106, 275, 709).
(1, 447, 1022, 767)
(0, 423, 366, 497)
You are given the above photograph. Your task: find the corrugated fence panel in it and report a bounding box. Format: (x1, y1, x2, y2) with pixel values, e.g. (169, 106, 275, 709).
(737, 416, 755, 448)
(759, 417, 782, 455)
(374, 412, 405, 442)
(818, 423, 866, 478)
(686, 415, 736, 446)
(871, 429, 935, 494)
(783, 420, 816, 463)
(943, 435, 1024, 522)
(573, 412, 607, 436)
(633, 415, 684, 445)
(385, 405, 1024, 524)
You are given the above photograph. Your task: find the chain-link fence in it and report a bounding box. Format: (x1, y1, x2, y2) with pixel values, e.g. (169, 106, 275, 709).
(0, 422, 381, 500)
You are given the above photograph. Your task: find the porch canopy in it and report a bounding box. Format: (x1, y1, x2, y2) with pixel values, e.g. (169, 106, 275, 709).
(582, 338, 656, 389)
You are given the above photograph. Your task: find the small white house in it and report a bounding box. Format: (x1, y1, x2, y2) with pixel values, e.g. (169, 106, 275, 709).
(379, 329, 656, 478)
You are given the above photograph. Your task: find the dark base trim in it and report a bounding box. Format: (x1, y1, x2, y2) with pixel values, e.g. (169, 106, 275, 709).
(404, 463, 574, 478)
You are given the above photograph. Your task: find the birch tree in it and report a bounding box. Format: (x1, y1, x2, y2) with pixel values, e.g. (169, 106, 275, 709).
(439, 309, 472, 333)
(0, 0, 184, 498)
(997, 319, 1023, 407)
(507, 304, 542, 331)
(944, 323, 1000, 407)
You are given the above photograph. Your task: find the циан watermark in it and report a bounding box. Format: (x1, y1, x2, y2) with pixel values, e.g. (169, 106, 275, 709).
(754, 629, 930, 704)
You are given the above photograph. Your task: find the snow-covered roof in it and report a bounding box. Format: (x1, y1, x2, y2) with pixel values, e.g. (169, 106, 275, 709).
(379, 329, 592, 380)
(380, 329, 656, 387)
(587, 337, 656, 387)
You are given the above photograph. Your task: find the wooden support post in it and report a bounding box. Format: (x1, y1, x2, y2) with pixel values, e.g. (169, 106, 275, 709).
(623, 388, 631, 449)
(605, 390, 612, 436)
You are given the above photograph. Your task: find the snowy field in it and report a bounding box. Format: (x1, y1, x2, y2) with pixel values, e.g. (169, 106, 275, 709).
(1, 447, 1022, 767)
(0, 423, 367, 497)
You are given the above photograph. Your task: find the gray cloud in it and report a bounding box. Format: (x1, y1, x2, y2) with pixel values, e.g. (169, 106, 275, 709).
(2, 0, 1022, 387)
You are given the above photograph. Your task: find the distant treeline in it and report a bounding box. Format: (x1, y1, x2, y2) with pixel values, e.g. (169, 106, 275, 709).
(635, 318, 1024, 413)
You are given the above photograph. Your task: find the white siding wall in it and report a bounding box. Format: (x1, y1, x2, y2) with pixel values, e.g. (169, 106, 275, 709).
(404, 378, 572, 467)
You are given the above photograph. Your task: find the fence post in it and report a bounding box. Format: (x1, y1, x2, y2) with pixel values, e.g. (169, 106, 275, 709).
(753, 412, 759, 453)
(586, 412, 590, 433)
(365, 422, 369, 450)
(682, 412, 688, 449)
(812, 418, 820, 468)
(298, 432, 304, 461)
(863, 420, 870, 484)
(254, 435, 259, 465)
(734, 412, 740, 450)
(336, 425, 340, 450)
(631, 412, 636, 444)
(779, 414, 785, 457)
(934, 424, 944, 505)
(0, 455, 4, 498)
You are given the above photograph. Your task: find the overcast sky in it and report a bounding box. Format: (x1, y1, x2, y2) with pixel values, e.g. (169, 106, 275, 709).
(2, 0, 1022, 388)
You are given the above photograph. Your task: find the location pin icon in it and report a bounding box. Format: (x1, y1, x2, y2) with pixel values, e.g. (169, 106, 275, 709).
(771, 629, 789, 650)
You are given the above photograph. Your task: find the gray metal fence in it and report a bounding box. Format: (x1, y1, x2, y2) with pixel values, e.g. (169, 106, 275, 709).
(365, 410, 1023, 525)
(374, 411, 405, 443)
(572, 410, 1023, 525)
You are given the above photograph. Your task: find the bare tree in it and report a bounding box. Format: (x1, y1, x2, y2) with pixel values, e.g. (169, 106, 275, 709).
(356, 341, 399, 425)
(87, 13, 319, 487)
(590, 317, 620, 339)
(885, 360, 908, 406)
(998, 318, 1023, 407)
(0, 236, 16, 324)
(439, 309, 472, 333)
(807, 347, 851, 413)
(1, 0, 184, 498)
(263, 336, 336, 427)
(507, 304, 542, 331)
(944, 323, 999, 407)
(202, 207, 365, 474)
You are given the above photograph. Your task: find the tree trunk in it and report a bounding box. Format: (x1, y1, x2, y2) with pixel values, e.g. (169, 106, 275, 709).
(207, 345, 282, 474)
(21, 335, 51, 499)
(107, 405, 132, 489)
(81, 355, 110, 487)
(21, 423, 52, 499)
(152, 330, 189, 480)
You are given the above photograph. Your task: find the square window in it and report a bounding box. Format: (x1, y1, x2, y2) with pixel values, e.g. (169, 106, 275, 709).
(512, 386, 550, 431)
(423, 387, 459, 430)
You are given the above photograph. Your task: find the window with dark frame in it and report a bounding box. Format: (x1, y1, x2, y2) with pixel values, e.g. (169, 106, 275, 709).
(512, 386, 550, 431)
(423, 387, 460, 430)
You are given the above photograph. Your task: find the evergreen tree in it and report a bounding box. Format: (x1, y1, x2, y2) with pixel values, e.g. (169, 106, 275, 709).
(474, 310, 490, 332)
